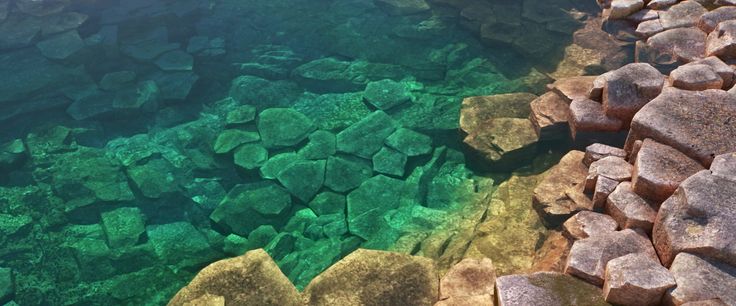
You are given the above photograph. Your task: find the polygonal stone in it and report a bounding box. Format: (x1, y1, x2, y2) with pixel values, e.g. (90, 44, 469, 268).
(632, 139, 705, 202)
(653, 170, 736, 267)
(210, 182, 292, 235)
(35, 30, 84, 60)
(636, 19, 664, 38)
(659, 1, 707, 30)
(638, 28, 706, 68)
(609, 0, 645, 19)
(257, 108, 316, 148)
(100, 207, 145, 249)
(298, 130, 336, 160)
(707, 20, 736, 59)
(460, 93, 536, 129)
(226, 104, 257, 125)
(565, 229, 658, 286)
(495, 272, 609, 306)
(549, 76, 597, 103)
(670, 64, 724, 91)
(336, 111, 398, 159)
(647, 0, 677, 9)
(385, 128, 432, 157)
(568, 98, 624, 140)
(583, 143, 627, 167)
(213, 130, 260, 154)
(347, 175, 406, 239)
(324, 155, 373, 193)
(126, 158, 180, 199)
(711, 153, 736, 181)
(99, 71, 136, 91)
(603, 253, 676, 306)
(363, 79, 412, 110)
(606, 182, 657, 232)
(308, 192, 346, 216)
(529, 92, 569, 140)
(592, 176, 620, 210)
(533, 151, 589, 227)
(154, 50, 194, 71)
(259, 152, 302, 179)
(601, 63, 665, 123)
(699, 6, 736, 33)
(585, 156, 633, 193)
(277, 160, 326, 203)
(666, 253, 736, 305)
(233, 143, 268, 170)
(562, 211, 618, 240)
(439, 258, 495, 300)
(372, 147, 407, 177)
(464, 118, 539, 166)
(691, 56, 734, 88)
(146, 222, 214, 267)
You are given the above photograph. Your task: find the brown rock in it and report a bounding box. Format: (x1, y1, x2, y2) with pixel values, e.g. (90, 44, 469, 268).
(652, 171, 736, 267)
(589, 72, 612, 102)
(605, 182, 657, 232)
(707, 20, 736, 59)
(569, 99, 624, 140)
(665, 253, 736, 305)
(495, 272, 609, 306)
(549, 76, 598, 103)
(603, 253, 676, 306)
(439, 258, 495, 300)
(609, 0, 645, 19)
(681, 300, 729, 306)
(463, 118, 539, 168)
(563, 211, 618, 240)
(460, 93, 536, 132)
(692, 56, 734, 88)
(531, 231, 572, 273)
(532, 151, 589, 227)
(636, 19, 665, 38)
(699, 6, 736, 33)
(670, 64, 724, 90)
(710, 152, 736, 181)
(647, 0, 677, 9)
(434, 295, 493, 306)
(168, 249, 302, 306)
(303, 249, 439, 306)
(529, 92, 570, 141)
(659, 1, 707, 30)
(632, 139, 706, 202)
(585, 156, 633, 193)
(601, 63, 665, 123)
(637, 28, 707, 69)
(583, 143, 627, 167)
(625, 88, 736, 167)
(628, 9, 659, 23)
(565, 229, 658, 286)
(592, 176, 620, 210)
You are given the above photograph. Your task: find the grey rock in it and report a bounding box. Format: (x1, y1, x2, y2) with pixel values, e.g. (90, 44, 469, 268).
(666, 253, 736, 305)
(603, 253, 675, 306)
(632, 139, 705, 202)
(563, 211, 619, 240)
(606, 182, 657, 233)
(670, 64, 723, 90)
(710, 153, 736, 181)
(659, 1, 707, 30)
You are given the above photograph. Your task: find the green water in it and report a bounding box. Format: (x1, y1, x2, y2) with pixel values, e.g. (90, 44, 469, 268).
(0, 0, 584, 304)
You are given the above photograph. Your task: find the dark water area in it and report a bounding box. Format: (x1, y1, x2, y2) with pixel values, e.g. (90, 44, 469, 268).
(0, 0, 591, 304)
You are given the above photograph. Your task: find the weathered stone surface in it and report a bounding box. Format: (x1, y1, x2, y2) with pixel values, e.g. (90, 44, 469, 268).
(670, 64, 724, 90)
(259, 152, 302, 179)
(606, 182, 657, 232)
(99, 71, 136, 91)
(636, 19, 664, 38)
(303, 249, 438, 306)
(277, 160, 325, 202)
(439, 258, 495, 300)
(692, 56, 734, 88)
(210, 182, 292, 236)
(628, 9, 658, 22)
(147, 222, 215, 267)
(601, 63, 665, 123)
(213, 130, 259, 154)
(707, 20, 736, 58)
(464, 118, 538, 166)
(495, 272, 609, 306)
(530, 231, 572, 273)
(647, 0, 677, 9)
(569, 99, 624, 140)
(565, 229, 658, 286)
(374, 0, 431, 15)
(225, 104, 257, 125)
(583, 143, 627, 167)
(563, 211, 618, 240)
(372, 147, 407, 177)
(699, 6, 736, 33)
(299, 130, 336, 160)
(653, 170, 736, 267)
(632, 139, 705, 202)
(666, 253, 736, 305)
(324, 155, 373, 193)
(586, 156, 633, 192)
(533, 151, 589, 227)
(529, 92, 569, 140)
(363, 79, 412, 110)
(435, 295, 493, 306)
(336, 111, 398, 159)
(659, 1, 707, 30)
(549, 76, 597, 103)
(101, 207, 145, 249)
(638, 28, 707, 68)
(603, 253, 676, 306)
(168, 249, 302, 306)
(308, 192, 345, 216)
(592, 176, 620, 210)
(710, 152, 736, 181)
(609, 0, 644, 19)
(233, 143, 268, 170)
(626, 88, 736, 167)
(385, 128, 432, 157)
(0, 15, 42, 50)
(258, 108, 316, 148)
(460, 93, 536, 129)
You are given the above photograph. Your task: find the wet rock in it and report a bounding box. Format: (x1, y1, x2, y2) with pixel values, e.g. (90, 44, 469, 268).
(299, 130, 336, 160)
(40, 12, 88, 36)
(435, 295, 493, 306)
(363, 79, 413, 110)
(373, 147, 407, 177)
(258, 108, 315, 148)
(464, 118, 539, 167)
(35, 30, 84, 60)
(601, 63, 665, 123)
(347, 175, 406, 239)
(99, 71, 136, 91)
(606, 182, 656, 232)
(336, 111, 398, 159)
(300, 250, 436, 305)
(568, 98, 624, 140)
(259, 152, 302, 179)
(155, 50, 194, 71)
(550, 76, 597, 103)
(152, 71, 198, 100)
(308, 192, 346, 216)
(169, 249, 302, 306)
(385, 128, 432, 157)
(276, 160, 326, 202)
(626, 88, 736, 166)
(15, 0, 69, 16)
(659, 1, 707, 30)
(210, 182, 292, 235)
(533, 151, 589, 227)
(665, 253, 736, 305)
(563, 211, 618, 240)
(127, 158, 181, 198)
(147, 222, 214, 267)
(324, 155, 373, 192)
(706, 20, 736, 58)
(374, 0, 431, 15)
(101, 207, 145, 249)
(439, 258, 495, 301)
(632, 139, 705, 202)
(0, 267, 13, 303)
(636, 19, 664, 38)
(609, 0, 645, 19)
(112, 80, 160, 112)
(460, 93, 536, 129)
(670, 64, 724, 90)
(529, 92, 569, 141)
(0, 15, 42, 50)
(0, 214, 32, 237)
(229, 75, 301, 108)
(583, 143, 627, 167)
(225, 104, 256, 125)
(603, 253, 676, 306)
(653, 170, 736, 267)
(638, 28, 707, 69)
(233, 143, 268, 170)
(495, 272, 609, 306)
(565, 229, 658, 286)
(699, 6, 736, 33)
(0, 139, 27, 171)
(213, 130, 260, 154)
(530, 231, 572, 273)
(711, 153, 736, 181)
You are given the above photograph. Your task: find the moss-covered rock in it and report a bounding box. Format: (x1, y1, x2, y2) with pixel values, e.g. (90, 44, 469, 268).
(233, 143, 268, 170)
(100, 207, 145, 249)
(225, 104, 257, 125)
(299, 130, 336, 160)
(126, 158, 181, 199)
(0, 214, 32, 237)
(347, 175, 407, 240)
(210, 182, 292, 235)
(336, 111, 398, 159)
(257, 108, 316, 148)
(385, 128, 432, 157)
(324, 155, 373, 193)
(146, 222, 216, 268)
(212, 129, 260, 154)
(277, 160, 326, 202)
(259, 152, 303, 179)
(372, 147, 407, 176)
(309, 191, 346, 216)
(363, 79, 413, 110)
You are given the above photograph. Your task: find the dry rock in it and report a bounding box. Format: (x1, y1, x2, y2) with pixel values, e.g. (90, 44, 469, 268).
(609, 0, 644, 19)
(710, 152, 736, 181)
(670, 64, 724, 90)
(532, 151, 589, 227)
(659, 1, 707, 30)
(529, 92, 569, 141)
(699, 6, 736, 33)
(439, 258, 495, 300)
(706, 20, 736, 58)
(601, 63, 665, 123)
(568, 98, 624, 140)
(583, 143, 627, 167)
(603, 253, 675, 306)
(632, 139, 705, 203)
(606, 182, 657, 232)
(666, 253, 736, 305)
(562, 211, 618, 240)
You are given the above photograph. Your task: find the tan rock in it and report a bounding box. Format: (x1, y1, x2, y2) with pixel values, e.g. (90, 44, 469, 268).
(637, 28, 707, 69)
(569, 98, 624, 140)
(691, 56, 734, 88)
(707, 20, 736, 58)
(609, 0, 645, 19)
(434, 295, 493, 306)
(563, 211, 618, 240)
(601, 63, 665, 123)
(529, 92, 570, 141)
(532, 151, 589, 227)
(530, 231, 572, 273)
(636, 19, 664, 38)
(583, 143, 627, 167)
(603, 253, 675, 306)
(606, 182, 657, 232)
(670, 64, 724, 90)
(549, 76, 597, 103)
(666, 253, 736, 305)
(585, 156, 633, 193)
(439, 258, 495, 300)
(710, 152, 736, 181)
(659, 1, 707, 30)
(495, 272, 609, 306)
(699, 6, 736, 33)
(592, 176, 620, 210)
(632, 139, 705, 202)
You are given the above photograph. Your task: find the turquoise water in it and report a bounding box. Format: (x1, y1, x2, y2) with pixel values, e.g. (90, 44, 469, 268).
(0, 0, 584, 304)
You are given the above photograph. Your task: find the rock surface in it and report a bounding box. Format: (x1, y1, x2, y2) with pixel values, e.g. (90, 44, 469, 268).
(603, 253, 675, 306)
(533, 151, 589, 227)
(605, 182, 656, 232)
(562, 211, 618, 240)
(495, 272, 609, 306)
(439, 258, 495, 301)
(666, 253, 736, 305)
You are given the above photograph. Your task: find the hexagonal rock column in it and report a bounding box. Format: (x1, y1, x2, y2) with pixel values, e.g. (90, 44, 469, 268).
(532, 151, 589, 227)
(600, 63, 665, 124)
(568, 98, 624, 141)
(666, 253, 736, 305)
(585, 156, 633, 209)
(565, 229, 658, 286)
(437, 258, 495, 305)
(605, 182, 657, 233)
(636, 28, 706, 71)
(303, 249, 439, 306)
(699, 6, 736, 33)
(608, 0, 644, 19)
(529, 92, 570, 141)
(603, 253, 676, 306)
(625, 88, 736, 167)
(583, 143, 627, 167)
(562, 211, 618, 240)
(653, 170, 736, 267)
(548, 76, 597, 103)
(670, 64, 724, 91)
(495, 272, 609, 306)
(707, 20, 736, 59)
(631, 139, 705, 203)
(658, 1, 707, 30)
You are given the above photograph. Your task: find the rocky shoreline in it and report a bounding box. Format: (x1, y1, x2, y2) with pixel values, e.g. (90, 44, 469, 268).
(169, 0, 736, 305)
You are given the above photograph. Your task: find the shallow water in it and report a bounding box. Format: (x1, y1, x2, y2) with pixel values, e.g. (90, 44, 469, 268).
(0, 0, 585, 304)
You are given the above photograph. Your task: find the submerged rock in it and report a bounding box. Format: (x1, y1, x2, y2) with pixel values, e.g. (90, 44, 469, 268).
(210, 182, 292, 235)
(258, 108, 316, 148)
(276, 160, 326, 202)
(336, 111, 398, 159)
(101, 207, 145, 249)
(384, 128, 432, 157)
(347, 175, 406, 240)
(439, 258, 495, 301)
(374, 0, 430, 15)
(533, 151, 589, 227)
(35, 30, 85, 60)
(324, 155, 373, 193)
(363, 79, 413, 110)
(147, 222, 215, 267)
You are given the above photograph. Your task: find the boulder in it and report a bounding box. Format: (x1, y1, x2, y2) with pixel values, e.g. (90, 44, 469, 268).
(385, 128, 432, 157)
(299, 130, 336, 160)
(699, 6, 736, 33)
(529, 92, 569, 140)
(603, 253, 676, 306)
(35, 29, 84, 59)
(632, 139, 705, 202)
(711, 152, 736, 181)
(100, 207, 145, 249)
(583, 143, 627, 167)
(463, 118, 539, 168)
(225, 104, 257, 125)
(585, 156, 633, 193)
(637, 28, 706, 69)
(549, 76, 597, 103)
(691, 56, 734, 88)
(324, 155, 373, 193)
(601, 63, 665, 123)
(308, 192, 346, 216)
(653, 170, 736, 267)
(495, 272, 609, 306)
(606, 182, 657, 232)
(628, 9, 659, 22)
(636, 19, 664, 38)
(562, 211, 618, 240)
(647, 0, 677, 9)
(336, 111, 398, 159)
(276, 160, 326, 202)
(210, 182, 292, 235)
(565, 229, 658, 286)
(303, 249, 439, 306)
(257, 108, 316, 148)
(147, 222, 214, 267)
(233, 143, 269, 170)
(363, 79, 413, 110)
(659, 1, 707, 30)
(707, 20, 736, 58)
(532, 151, 589, 227)
(439, 258, 495, 301)
(665, 253, 736, 305)
(460, 93, 536, 130)
(213, 130, 260, 154)
(168, 249, 302, 306)
(592, 176, 621, 210)
(568, 98, 624, 140)
(372, 147, 407, 177)
(670, 64, 724, 90)
(625, 88, 736, 167)
(609, 0, 645, 19)
(99, 71, 136, 91)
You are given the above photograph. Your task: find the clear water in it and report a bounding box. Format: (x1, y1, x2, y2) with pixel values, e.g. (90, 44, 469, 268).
(0, 0, 583, 304)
